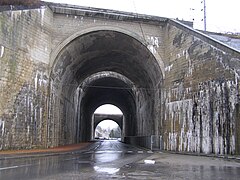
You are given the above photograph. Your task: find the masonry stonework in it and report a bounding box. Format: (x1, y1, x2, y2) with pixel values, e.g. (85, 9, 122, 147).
(0, 6, 52, 149)
(162, 23, 240, 154)
(0, 3, 240, 155)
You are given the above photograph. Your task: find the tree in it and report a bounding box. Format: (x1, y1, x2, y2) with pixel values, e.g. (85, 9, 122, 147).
(109, 127, 121, 138)
(109, 129, 114, 138)
(95, 126, 103, 138)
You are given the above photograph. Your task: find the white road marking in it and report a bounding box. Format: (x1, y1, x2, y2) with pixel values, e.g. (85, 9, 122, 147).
(0, 164, 33, 171)
(144, 160, 155, 164)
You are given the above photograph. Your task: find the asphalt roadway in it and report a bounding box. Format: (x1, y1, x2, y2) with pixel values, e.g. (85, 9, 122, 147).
(0, 140, 240, 179)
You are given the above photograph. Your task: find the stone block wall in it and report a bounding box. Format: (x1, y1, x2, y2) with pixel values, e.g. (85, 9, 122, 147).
(47, 83, 80, 147)
(162, 20, 240, 154)
(0, 6, 52, 150)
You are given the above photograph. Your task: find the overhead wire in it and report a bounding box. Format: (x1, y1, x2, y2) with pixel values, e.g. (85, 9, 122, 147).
(52, 82, 160, 91)
(132, 0, 147, 44)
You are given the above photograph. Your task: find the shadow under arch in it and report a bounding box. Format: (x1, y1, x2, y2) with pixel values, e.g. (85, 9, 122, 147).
(50, 25, 165, 79)
(235, 103, 240, 154)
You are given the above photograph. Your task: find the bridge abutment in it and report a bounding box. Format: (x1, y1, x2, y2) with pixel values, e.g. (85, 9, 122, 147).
(0, 3, 240, 155)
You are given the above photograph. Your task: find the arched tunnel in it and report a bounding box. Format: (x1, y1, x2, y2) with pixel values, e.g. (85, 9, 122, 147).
(81, 72, 135, 140)
(50, 30, 163, 145)
(93, 113, 123, 132)
(93, 114, 123, 139)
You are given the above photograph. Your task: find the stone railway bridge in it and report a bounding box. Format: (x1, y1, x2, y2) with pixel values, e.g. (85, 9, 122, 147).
(94, 114, 123, 131)
(0, 2, 240, 155)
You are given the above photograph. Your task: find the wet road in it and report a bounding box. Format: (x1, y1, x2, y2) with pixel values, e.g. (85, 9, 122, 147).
(0, 140, 240, 179)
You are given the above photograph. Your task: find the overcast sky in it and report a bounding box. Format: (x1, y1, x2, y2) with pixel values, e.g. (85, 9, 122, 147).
(97, 120, 119, 129)
(94, 104, 123, 115)
(44, 0, 240, 33)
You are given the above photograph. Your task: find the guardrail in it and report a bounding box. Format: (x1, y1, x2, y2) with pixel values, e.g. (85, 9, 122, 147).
(123, 135, 163, 150)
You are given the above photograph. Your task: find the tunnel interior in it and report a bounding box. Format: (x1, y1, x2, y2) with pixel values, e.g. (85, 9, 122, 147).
(50, 30, 163, 145)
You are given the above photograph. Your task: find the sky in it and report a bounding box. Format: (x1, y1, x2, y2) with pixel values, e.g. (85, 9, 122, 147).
(97, 120, 119, 129)
(94, 104, 123, 115)
(94, 105, 122, 129)
(43, 0, 240, 33)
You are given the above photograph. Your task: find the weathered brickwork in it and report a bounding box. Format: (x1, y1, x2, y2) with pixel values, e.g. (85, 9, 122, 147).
(0, 3, 240, 155)
(47, 83, 79, 147)
(50, 12, 165, 65)
(0, 7, 52, 149)
(162, 22, 240, 154)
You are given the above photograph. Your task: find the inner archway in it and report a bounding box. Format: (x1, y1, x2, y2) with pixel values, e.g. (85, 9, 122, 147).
(93, 104, 123, 140)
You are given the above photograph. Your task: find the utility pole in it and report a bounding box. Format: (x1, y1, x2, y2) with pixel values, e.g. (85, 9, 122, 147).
(202, 0, 207, 31)
(190, 0, 207, 31)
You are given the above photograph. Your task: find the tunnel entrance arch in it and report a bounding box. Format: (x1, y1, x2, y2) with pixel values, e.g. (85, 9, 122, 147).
(49, 29, 164, 147)
(50, 26, 165, 78)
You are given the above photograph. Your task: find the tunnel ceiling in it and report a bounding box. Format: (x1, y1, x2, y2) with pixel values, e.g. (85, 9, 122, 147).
(52, 30, 163, 90)
(81, 74, 136, 116)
